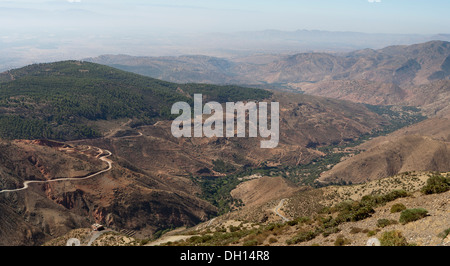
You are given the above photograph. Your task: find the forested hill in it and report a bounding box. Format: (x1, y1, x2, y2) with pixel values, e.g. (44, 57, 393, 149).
(0, 61, 272, 140)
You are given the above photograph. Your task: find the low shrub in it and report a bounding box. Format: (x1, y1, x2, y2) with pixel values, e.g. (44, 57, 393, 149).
(399, 208, 428, 224)
(349, 227, 363, 234)
(243, 239, 259, 246)
(286, 230, 318, 245)
(229, 225, 240, 233)
(390, 203, 407, 213)
(377, 219, 398, 228)
(322, 227, 341, 237)
(360, 190, 409, 207)
(288, 216, 311, 226)
(268, 237, 278, 244)
(367, 230, 378, 237)
(421, 175, 450, 195)
(379, 231, 409, 246)
(334, 235, 351, 246)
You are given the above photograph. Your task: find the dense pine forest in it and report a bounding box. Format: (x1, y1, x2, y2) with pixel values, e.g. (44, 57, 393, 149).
(0, 61, 272, 140)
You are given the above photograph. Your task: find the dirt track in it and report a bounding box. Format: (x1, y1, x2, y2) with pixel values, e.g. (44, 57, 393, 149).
(0, 147, 113, 194)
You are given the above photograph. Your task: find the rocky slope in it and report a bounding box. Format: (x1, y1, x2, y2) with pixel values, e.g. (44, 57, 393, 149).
(145, 171, 449, 247)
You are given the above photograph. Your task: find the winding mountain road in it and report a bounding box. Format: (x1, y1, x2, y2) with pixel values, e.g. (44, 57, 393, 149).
(274, 199, 291, 222)
(0, 148, 113, 194)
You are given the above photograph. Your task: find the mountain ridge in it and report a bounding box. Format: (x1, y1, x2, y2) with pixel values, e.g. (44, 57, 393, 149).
(86, 41, 450, 118)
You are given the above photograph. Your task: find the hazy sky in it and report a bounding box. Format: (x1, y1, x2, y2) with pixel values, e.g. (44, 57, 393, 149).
(0, 0, 449, 34)
(0, 0, 449, 70)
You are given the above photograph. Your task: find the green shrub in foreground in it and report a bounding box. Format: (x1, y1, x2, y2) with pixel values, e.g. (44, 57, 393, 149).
(334, 235, 351, 246)
(379, 231, 410, 246)
(399, 208, 428, 224)
(360, 190, 409, 207)
(421, 175, 450, 195)
(286, 230, 318, 245)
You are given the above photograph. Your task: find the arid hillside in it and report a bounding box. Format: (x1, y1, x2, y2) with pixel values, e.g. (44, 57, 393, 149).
(0, 140, 216, 246)
(74, 90, 390, 184)
(318, 118, 450, 185)
(318, 135, 450, 184)
(142, 171, 450, 247)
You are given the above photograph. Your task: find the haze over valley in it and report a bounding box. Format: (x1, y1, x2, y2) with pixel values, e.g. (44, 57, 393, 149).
(0, 0, 449, 247)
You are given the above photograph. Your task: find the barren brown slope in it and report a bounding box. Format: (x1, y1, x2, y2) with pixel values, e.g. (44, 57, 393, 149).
(404, 80, 450, 118)
(246, 53, 349, 84)
(298, 80, 406, 105)
(230, 176, 301, 208)
(359, 117, 450, 146)
(336, 41, 450, 87)
(316, 117, 450, 185)
(318, 135, 450, 184)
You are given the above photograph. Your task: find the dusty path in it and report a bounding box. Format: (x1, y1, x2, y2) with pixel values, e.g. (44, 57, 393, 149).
(0, 121, 147, 195)
(104, 119, 133, 138)
(104, 119, 145, 139)
(0, 147, 113, 194)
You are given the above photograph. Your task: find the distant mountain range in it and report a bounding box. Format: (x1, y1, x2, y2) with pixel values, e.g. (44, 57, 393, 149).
(86, 40, 450, 86)
(2, 29, 450, 72)
(87, 40, 450, 118)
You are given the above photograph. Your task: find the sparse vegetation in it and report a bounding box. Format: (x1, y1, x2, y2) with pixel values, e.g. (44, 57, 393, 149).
(438, 228, 450, 239)
(364, 104, 427, 135)
(377, 219, 398, 228)
(349, 227, 364, 234)
(334, 235, 351, 246)
(243, 239, 259, 246)
(286, 230, 319, 245)
(285, 189, 411, 244)
(360, 190, 409, 207)
(268, 237, 278, 244)
(287, 216, 311, 226)
(239, 102, 427, 187)
(390, 203, 407, 213)
(165, 223, 287, 246)
(367, 230, 378, 237)
(379, 231, 410, 246)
